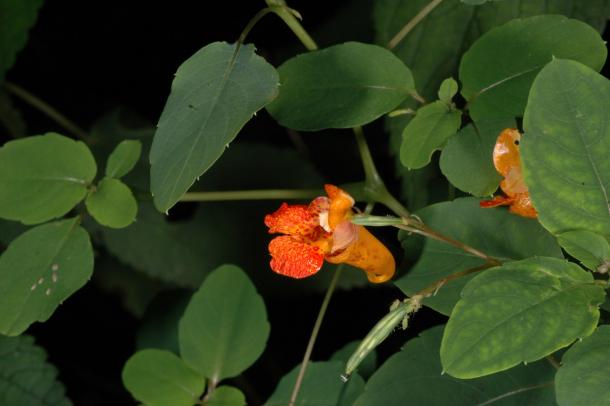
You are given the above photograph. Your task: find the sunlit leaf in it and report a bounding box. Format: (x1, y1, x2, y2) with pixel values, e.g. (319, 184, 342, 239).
(354, 325, 555, 405)
(399, 101, 461, 169)
(150, 41, 279, 212)
(0, 217, 93, 336)
(179, 265, 269, 380)
(267, 42, 414, 131)
(105, 139, 142, 179)
(441, 257, 605, 378)
(522, 59, 610, 237)
(0, 133, 97, 224)
(555, 325, 610, 406)
(85, 177, 137, 229)
(266, 361, 365, 406)
(460, 15, 606, 121)
(122, 349, 204, 406)
(0, 335, 71, 406)
(394, 198, 563, 315)
(557, 230, 610, 272)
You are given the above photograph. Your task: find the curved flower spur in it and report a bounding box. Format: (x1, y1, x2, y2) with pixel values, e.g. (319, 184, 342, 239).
(264, 184, 395, 283)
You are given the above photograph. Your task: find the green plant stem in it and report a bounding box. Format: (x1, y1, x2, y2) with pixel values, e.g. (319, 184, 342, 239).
(266, 1, 318, 51)
(415, 263, 496, 298)
(289, 266, 343, 406)
(4, 82, 89, 140)
(180, 189, 321, 202)
(236, 7, 275, 50)
(387, 0, 444, 49)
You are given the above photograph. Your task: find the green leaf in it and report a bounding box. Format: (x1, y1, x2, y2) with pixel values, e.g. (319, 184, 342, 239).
(354, 325, 555, 405)
(399, 101, 461, 169)
(206, 386, 246, 406)
(557, 230, 610, 272)
(122, 349, 204, 406)
(441, 257, 605, 378)
(438, 77, 459, 103)
(330, 340, 377, 380)
(523, 59, 610, 237)
(266, 41, 414, 131)
(440, 118, 513, 197)
(0, 90, 26, 137)
(149, 41, 279, 212)
(266, 361, 365, 406)
(0, 133, 97, 224)
(85, 177, 137, 229)
(555, 325, 610, 406)
(179, 265, 269, 380)
(0, 0, 43, 82)
(0, 217, 93, 335)
(105, 139, 142, 178)
(460, 15, 606, 121)
(394, 197, 563, 315)
(0, 335, 71, 406)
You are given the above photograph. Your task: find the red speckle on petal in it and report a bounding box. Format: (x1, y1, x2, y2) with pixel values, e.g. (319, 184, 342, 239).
(265, 203, 320, 237)
(268, 236, 324, 279)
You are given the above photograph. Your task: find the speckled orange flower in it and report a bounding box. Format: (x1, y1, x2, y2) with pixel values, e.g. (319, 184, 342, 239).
(480, 128, 537, 218)
(264, 184, 395, 283)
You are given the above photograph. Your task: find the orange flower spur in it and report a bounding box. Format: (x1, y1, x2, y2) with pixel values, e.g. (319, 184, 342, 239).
(480, 128, 537, 218)
(264, 184, 395, 283)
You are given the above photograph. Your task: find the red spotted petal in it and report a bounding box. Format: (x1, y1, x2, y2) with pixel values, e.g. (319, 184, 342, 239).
(264, 203, 320, 236)
(268, 236, 324, 279)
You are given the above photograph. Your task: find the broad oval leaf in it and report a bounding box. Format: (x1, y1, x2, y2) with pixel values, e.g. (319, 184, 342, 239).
(354, 325, 555, 406)
(438, 77, 458, 104)
(399, 101, 461, 169)
(555, 325, 610, 406)
(266, 41, 414, 131)
(394, 197, 562, 315)
(0, 217, 93, 335)
(122, 349, 204, 406)
(522, 59, 610, 237)
(557, 230, 610, 272)
(0, 133, 97, 224)
(85, 177, 137, 229)
(105, 139, 142, 178)
(179, 265, 269, 380)
(460, 15, 606, 121)
(150, 41, 279, 212)
(441, 257, 605, 379)
(206, 386, 246, 406)
(439, 118, 513, 196)
(0, 335, 71, 406)
(265, 361, 365, 406)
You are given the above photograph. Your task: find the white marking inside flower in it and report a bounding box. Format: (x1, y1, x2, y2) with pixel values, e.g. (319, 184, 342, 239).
(319, 211, 331, 232)
(331, 221, 358, 253)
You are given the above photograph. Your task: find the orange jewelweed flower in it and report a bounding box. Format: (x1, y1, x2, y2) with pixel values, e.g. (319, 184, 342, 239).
(480, 128, 537, 218)
(264, 184, 395, 283)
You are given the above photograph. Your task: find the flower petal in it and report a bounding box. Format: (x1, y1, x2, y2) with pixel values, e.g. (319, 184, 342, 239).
(493, 128, 521, 178)
(479, 195, 513, 208)
(268, 236, 324, 279)
(324, 184, 355, 230)
(264, 203, 320, 236)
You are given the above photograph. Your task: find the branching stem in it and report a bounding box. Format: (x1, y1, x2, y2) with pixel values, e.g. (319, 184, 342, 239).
(387, 0, 444, 49)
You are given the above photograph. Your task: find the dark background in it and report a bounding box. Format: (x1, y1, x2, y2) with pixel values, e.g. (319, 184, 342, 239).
(6, 1, 608, 405)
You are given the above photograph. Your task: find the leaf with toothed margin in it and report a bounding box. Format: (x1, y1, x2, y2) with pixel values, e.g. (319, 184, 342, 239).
(149, 41, 279, 212)
(0, 217, 94, 336)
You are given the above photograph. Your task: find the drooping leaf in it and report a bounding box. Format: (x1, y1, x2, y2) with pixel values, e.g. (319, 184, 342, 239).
(330, 340, 377, 380)
(460, 15, 606, 121)
(0, 335, 71, 406)
(179, 265, 269, 380)
(441, 257, 605, 378)
(439, 118, 514, 196)
(150, 41, 279, 212)
(399, 101, 461, 169)
(0, 0, 44, 82)
(354, 325, 555, 405)
(0, 133, 97, 224)
(122, 349, 204, 406)
(522, 59, 610, 237)
(394, 198, 563, 315)
(557, 230, 610, 272)
(266, 361, 365, 406)
(437, 77, 458, 104)
(555, 325, 610, 406)
(266, 41, 414, 131)
(105, 139, 142, 178)
(0, 217, 93, 335)
(206, 386, 246, 406)
(85, 177, 137, 229)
